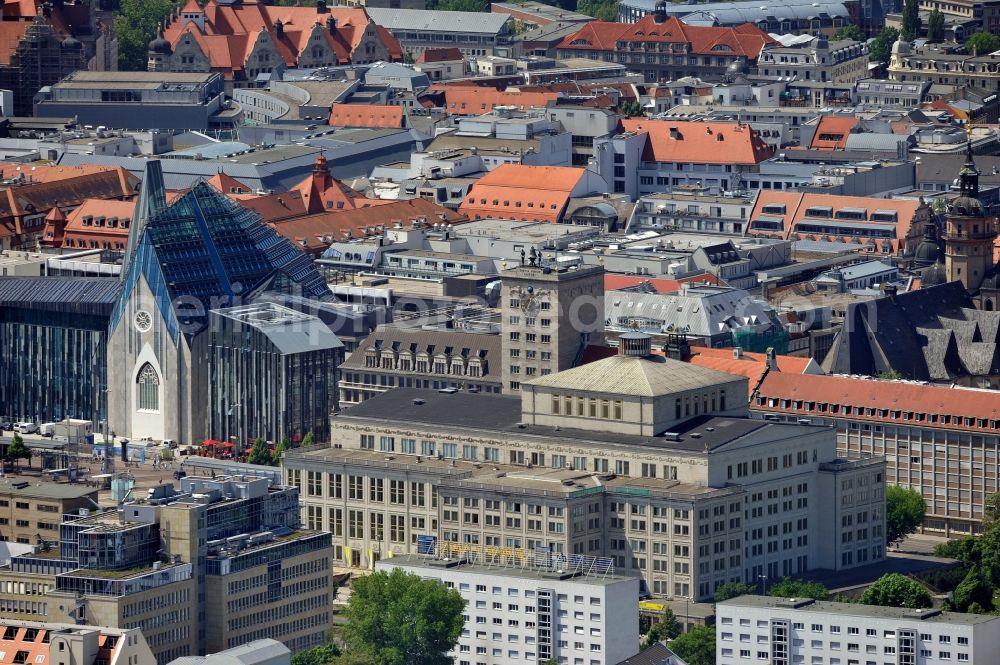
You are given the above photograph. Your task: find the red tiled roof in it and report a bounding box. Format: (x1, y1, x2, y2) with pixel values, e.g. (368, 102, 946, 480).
(2, 0, 36, 18)
(329, 103, 404, 128)
(754, 371, 1000, 434)
(205, 171, 254, 195)
(558, 15, 775, 58)
(59, 198, 135, 250)
(459, 165, 585, 224)
(0, 22, 31, 65)
(416, 47, 464, 63)
(292, 154, 377, 215)
(604, 273, 725, 293)
(747, 191, 923, 254)
(430, 84, 560, 115)
(239, 190, 308, 222)
(809, 115, 858, 150)
(163, 1, 400, 78)
(689, 347, 817, 386)
(0, 163, 124, 183)
(620, 119, 774, 165)
(0, 167, 138, 236)
(271, 198, 467, 254)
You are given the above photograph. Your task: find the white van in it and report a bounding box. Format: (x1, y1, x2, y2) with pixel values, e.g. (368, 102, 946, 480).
(39, 423, 57, 437)
(14, 422, 37, 434)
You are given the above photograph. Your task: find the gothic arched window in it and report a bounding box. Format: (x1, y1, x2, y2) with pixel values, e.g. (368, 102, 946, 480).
(137, 363, 160, 412)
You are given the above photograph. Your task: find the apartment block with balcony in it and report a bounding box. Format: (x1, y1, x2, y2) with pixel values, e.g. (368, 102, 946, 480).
(717, 596, 1000, 665)
(378, 554, 640, 665)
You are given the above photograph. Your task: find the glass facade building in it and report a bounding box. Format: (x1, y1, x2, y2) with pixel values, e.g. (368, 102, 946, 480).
(203, 303, 343, 444)
(0, 276, 117, 424)
(112, 177, 330, 344)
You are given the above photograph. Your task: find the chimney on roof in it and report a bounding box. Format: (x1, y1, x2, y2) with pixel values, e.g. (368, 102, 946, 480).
(327, 16, 336, 33)
(275, 19, 284, 38)
(765, 347, 779, 372)
(317, 0, 329, 12)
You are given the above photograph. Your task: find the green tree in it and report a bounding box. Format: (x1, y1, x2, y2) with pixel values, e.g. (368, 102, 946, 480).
(982, 491, 1000, 530)
(246, 437, 273, 466)
(833, 25, 864, 41)
(869, 27, 900, 66)
(436, 0, 489, 10)
(577, 0, 620, 21)
(714, 581, 755, 601)
(621, 99, 645, 118)
(886, 485, 926, 547)
(668, 624, 716, 665)
(273, 437, 290, 465)
(901, 0, 921, 41)
(302, 430, 316, 449)
(324, 656, 374, 665)
(878, 369, 905, 380)
(642, 607, 682, 648)
(966, 31, 1000, 56)
(6, 433, 30, 470)
(927, 8, 946, 42)
(934, 536, 978, 562)
(292, 644, 342, 665)
(403, 50, 416, 65)
(115, 0, 178, 71)
(953, 565, 994, 612)
(860, 573, 932, 609)
(768, 577, 830, 601)
(343, 568, 466, 665)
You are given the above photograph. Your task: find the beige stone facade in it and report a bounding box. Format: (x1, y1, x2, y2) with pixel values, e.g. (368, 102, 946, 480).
(0, 480, 98, 545)
(500, 263, 605, 394)
(285, 344, 885, 601)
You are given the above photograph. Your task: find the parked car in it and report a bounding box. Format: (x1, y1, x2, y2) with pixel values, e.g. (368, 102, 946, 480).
(0, 418, 12, 431)
(163, 439, 178, 449)
(14, 422, 38, 434)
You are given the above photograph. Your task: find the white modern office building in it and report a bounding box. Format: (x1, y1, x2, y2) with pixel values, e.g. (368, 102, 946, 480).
(716, 596, 1000, 665)
(377, 552, 640, 665)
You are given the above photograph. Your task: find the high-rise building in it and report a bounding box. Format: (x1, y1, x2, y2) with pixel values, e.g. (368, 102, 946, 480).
(0, 475, 331, 663)
(500, 260, 604, 394)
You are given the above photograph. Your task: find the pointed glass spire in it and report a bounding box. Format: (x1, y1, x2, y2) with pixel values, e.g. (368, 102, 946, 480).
(122, 159, 167, 281)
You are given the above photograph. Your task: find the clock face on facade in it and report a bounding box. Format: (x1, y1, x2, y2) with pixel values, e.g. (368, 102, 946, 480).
(134, 310, 152, 333)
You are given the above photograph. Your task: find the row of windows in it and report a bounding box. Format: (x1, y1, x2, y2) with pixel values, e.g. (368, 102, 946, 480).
(550, 394, 623, 420)
(759, 397, 1000, 432)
